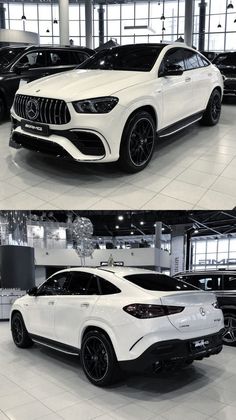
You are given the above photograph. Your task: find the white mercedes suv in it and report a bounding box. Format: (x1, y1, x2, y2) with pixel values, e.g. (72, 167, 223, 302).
(10, 43, 223, 173)
(11, 267, 224, 386)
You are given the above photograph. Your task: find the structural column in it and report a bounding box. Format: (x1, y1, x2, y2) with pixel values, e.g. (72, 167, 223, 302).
(59, 0, 69, 46)
(0, 4, 6, 29)
(85, 0, 93, 49)
(199, 0, 207, 51)
(98, 4, 105, 46)
(184, 0, 194, 46)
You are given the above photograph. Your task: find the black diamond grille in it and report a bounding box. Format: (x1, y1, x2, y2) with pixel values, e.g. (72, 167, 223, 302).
(14, 94, 71, 125)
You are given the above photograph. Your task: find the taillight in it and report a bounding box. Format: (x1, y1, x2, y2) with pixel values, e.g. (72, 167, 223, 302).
(123, 304, 184, 319)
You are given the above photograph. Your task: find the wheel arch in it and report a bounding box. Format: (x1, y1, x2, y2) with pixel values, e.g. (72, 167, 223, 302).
(212, 85, 223, 99)
(123, 105, 157, 130)
(10, 309, 23, 325)
(80, 323, 119, 359)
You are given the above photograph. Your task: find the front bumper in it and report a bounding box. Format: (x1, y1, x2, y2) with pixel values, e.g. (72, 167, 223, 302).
(119, 329, 224, 372)
(10, 103, 126, 163)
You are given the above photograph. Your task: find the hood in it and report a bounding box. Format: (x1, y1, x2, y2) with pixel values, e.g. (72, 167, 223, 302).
(17, 69, 151, 102)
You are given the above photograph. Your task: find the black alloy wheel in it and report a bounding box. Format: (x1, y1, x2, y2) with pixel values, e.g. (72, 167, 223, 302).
(119, 111, 156, 173)
(222, 313, 236, 346)
(11, 312, 33, 348)
(201, 89, 222, 126)
(81, 331, 120, 386)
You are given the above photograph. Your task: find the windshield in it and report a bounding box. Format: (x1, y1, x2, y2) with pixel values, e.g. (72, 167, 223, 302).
(124, 273, 198, 291)
(78, 44, 165, 72)
(0, 48, 25, 68)
(214, 53, 236, 67)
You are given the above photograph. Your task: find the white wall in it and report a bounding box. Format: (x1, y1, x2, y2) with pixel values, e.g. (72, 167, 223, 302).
(0, 29, 39, 44)
(35, 266, 46, 287)
(34, 247, 171, 270)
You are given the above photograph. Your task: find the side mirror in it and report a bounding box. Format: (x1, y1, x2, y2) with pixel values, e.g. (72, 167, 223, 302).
(164, 64, 184, 76)
(27, 286, 38, 296)
(14, 63, 30, 75)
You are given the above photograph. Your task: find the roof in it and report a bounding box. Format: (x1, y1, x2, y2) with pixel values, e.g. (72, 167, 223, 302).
(176, 270, 236, 276)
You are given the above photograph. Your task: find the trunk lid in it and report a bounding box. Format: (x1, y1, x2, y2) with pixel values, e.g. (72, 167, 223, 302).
(159, 291, 220, 333)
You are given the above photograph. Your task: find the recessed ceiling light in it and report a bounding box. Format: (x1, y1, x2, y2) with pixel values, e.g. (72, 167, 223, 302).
(115, 225, 119, 229)
(130, 231, 134, 235)
(118, 215, 123, 221)
(140, 221, 144, 225)
(227, 1, 234, 9)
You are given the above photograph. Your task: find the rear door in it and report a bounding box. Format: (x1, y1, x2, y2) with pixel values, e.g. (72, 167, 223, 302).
(54, 271, 100, 347)
(182, 49, 212, 113)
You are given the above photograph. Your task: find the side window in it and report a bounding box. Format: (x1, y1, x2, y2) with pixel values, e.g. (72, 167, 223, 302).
(48, 50, 72, 66)
(181, 275, 221, 290)
(97, 276, 121, 295)
(71, 51, 90, 65)
(197, 53, 210, 67)
(183, 49, 200, 70)
(38, 273, 70, 296)
(160, 48, 185, 75)
(17, 51, 47, 68)
(68, 271, 100, 295)
(223, 275, 236, 290)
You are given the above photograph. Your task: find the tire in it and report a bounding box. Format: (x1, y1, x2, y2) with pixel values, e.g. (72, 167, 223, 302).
(11, 312, 33, 348)
(222, 313, 236, 347)
(201, 89, 222, 126)
(0, 95, 6, 122)
(119, 111, 156, 173)
(80, 330, 120, 386)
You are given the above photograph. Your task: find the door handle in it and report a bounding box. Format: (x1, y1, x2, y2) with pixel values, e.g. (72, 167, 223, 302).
(185, 77, 191, 82)
(81, 303, 89, 308)
(48, 301, 55, 305)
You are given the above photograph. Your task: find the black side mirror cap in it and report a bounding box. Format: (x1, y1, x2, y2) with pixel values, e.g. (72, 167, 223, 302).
(163, 65, 184, 77)
(27, 286, 38, 296)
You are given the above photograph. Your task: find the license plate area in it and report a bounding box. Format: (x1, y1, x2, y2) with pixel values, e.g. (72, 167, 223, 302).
(190, 338, 211, 353)
(21, 120, 49, 136)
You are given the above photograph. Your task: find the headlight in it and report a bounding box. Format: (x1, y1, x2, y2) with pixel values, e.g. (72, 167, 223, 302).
(72, 97, 119, 114)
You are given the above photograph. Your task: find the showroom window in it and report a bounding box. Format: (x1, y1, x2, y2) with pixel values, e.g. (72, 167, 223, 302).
(191, 235, 236, 271)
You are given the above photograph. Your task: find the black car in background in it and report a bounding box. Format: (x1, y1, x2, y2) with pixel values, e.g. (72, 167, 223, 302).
(200, 51, 219, 62)
(0, 45, 94, 121)
(213, 52, 236, 95)
(175, 270, 236, 346)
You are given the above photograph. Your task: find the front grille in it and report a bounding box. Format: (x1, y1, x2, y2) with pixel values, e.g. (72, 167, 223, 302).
(12, 132, 71, 159)
(70, 131, 105, 156)
(14, 94, 71, 125)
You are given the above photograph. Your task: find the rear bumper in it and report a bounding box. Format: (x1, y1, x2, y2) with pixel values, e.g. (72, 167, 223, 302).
(120, 329, 224, 372)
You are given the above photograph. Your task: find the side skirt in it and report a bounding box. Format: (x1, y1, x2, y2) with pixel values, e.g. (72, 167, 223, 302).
(29, 333, 79, 356)
(158, 111, 204, 138)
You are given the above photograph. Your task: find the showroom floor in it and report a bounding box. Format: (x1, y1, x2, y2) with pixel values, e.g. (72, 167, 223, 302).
(0, 322, 235, 420)
(1, 98, 236, 210)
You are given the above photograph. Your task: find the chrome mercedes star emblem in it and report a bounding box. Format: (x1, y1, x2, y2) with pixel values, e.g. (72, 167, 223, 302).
(26, 98, 39, 120)
(200, 307, 206, 316)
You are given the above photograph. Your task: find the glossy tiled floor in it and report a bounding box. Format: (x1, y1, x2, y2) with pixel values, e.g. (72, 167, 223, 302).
(1, 98, 236, 210)
(0, 322, 236, 420)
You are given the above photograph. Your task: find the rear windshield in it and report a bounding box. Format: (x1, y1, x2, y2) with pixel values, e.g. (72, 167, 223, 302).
(124, 273, 197, 291)
(78, 45, 165, 72)
(213, 53, 236, 67)
(0, 48, 24, 68)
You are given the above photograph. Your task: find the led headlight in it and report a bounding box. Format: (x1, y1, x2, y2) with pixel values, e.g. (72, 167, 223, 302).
(72, 97, 119, 114)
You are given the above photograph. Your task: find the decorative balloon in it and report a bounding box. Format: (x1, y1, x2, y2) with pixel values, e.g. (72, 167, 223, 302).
(72, 217, 94, 263)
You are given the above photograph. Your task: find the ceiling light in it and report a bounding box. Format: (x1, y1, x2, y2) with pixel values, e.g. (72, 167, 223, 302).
(140, 221, 144, 225)
(162, 26, 166, 31)
(118, 215, 123, 221)
(53, 19, 58, 24)
(160, 14, 165, 20)
(194, 229, 199, 234)
(21, 15, 26, 20)
(227, 1, 234, 9)
(115, 225, 119, 229)
(46, 29, 50, 33)
(217, 23, 222, 28)
(162, 227, 165, 231)
(234, 18, 236, 22)
(130, 231, 134, 235)
(154, 223, 156, 227)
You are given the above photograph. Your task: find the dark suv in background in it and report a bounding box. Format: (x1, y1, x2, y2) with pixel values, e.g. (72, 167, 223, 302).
(0, 45, 94, 121)
(175, 270, 236, 346)
(213, 52, 236, 95)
